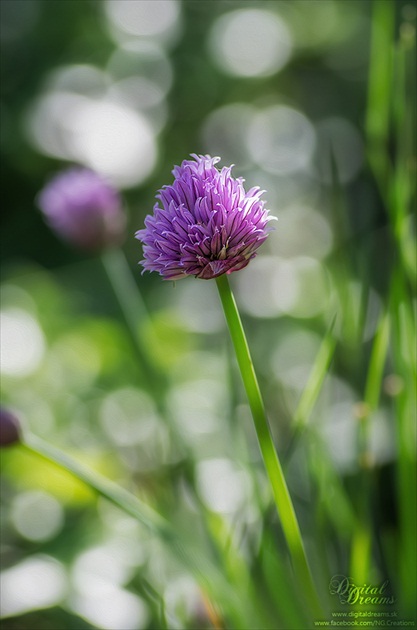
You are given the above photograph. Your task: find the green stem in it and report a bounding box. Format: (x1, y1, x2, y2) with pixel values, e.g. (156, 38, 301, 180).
(101, 248, 150, 344)
(365, 0, 394, 199)
(101, 247, 163, 393)
(215, 274, 322, 617)
(20, 432, 249, 627)
(22, 434, 171, 536)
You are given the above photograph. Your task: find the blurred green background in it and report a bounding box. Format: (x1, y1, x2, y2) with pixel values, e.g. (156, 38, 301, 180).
(1, 1, 416, 629)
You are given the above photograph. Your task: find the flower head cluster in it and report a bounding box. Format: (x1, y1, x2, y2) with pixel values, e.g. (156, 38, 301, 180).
(135, 154, 275, 280)
(37, 168, 125, 251)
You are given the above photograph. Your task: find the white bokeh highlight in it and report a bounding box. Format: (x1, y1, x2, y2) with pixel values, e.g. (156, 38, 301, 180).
(196, 458, 252, 514)
(72, 587, 149, 630)
(67, 99, 157, 187)
(0, 308, 45, 377)
(235, 256, 329, 319)
(173, 279, 224, 333)
(107, 42, 173, 95)
(71, 542, 149, 629)
(268, 205, 333, 260)
(100, 387, 159, 446)
(208, 9, 292, 78)
(27, 91, 157, 188)
(11, 491, 64, 542)
(1, 556, 67, 617)
(247, 106, 316, 175)
(201, 103, 256, 168)
(105, 0, 181, 48)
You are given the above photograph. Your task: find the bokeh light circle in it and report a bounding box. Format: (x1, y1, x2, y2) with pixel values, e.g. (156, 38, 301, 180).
(247, 106, 316, 175)
(201, 103, 256, 168)
(11, 491, 64, 542)
(105, 0, 181, 48)
(0, 308, 45, 377)
(208, 9, 292, 78)
(235, 255, 330, 319)
(27, 92, 157, 189)
(67, 99, 157, 188)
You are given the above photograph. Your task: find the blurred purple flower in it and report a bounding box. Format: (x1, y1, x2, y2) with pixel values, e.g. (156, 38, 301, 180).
(135, 154, 275, 280)
(0, 408, 21, 447)
(37, 168, 125, 251)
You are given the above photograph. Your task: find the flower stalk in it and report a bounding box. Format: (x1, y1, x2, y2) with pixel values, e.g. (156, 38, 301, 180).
(134, 153, 322, 616)
(215, 273, 322, 617)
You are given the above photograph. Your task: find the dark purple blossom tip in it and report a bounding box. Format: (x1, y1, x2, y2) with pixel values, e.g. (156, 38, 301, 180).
(135, 154, 276, 280)
(37, 168, 126, 251)
(0, 408, 21, 447)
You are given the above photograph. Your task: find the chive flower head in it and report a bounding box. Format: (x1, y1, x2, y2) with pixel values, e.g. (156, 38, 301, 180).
(37, 168, 125, 251)
(135, 154, 275, 280)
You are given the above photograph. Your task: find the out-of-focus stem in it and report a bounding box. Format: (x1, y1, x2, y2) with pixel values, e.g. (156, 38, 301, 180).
(21, 432, 248, 627)
(101, 247, 162, 392)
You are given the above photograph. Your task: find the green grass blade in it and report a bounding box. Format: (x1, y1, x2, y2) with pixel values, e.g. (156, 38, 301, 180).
(22, 433, 170, 535)
(285, 316, 337, 460)
(366, 0, 395, 193)
(390, 28, 417, 285)
(364, 309, 391, 412)
(20, 433, 251, 628)
(390, 270, 417, 615)
(350, 309, 390, 583)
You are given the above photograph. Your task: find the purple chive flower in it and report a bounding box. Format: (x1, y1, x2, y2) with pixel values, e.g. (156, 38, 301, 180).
(37, 168, 126, 251)
(135, 154, 275, 280)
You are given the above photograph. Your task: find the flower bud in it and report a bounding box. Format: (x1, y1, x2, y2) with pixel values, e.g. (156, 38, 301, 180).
(37, 168, 126, 251)
(0, 408, 21, 447)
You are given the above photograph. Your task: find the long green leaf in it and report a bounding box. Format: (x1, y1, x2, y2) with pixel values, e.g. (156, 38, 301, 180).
(21, 433, 251, 628)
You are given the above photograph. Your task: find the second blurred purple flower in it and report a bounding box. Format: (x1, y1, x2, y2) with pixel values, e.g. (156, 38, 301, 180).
(37, 168, 126, 251)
